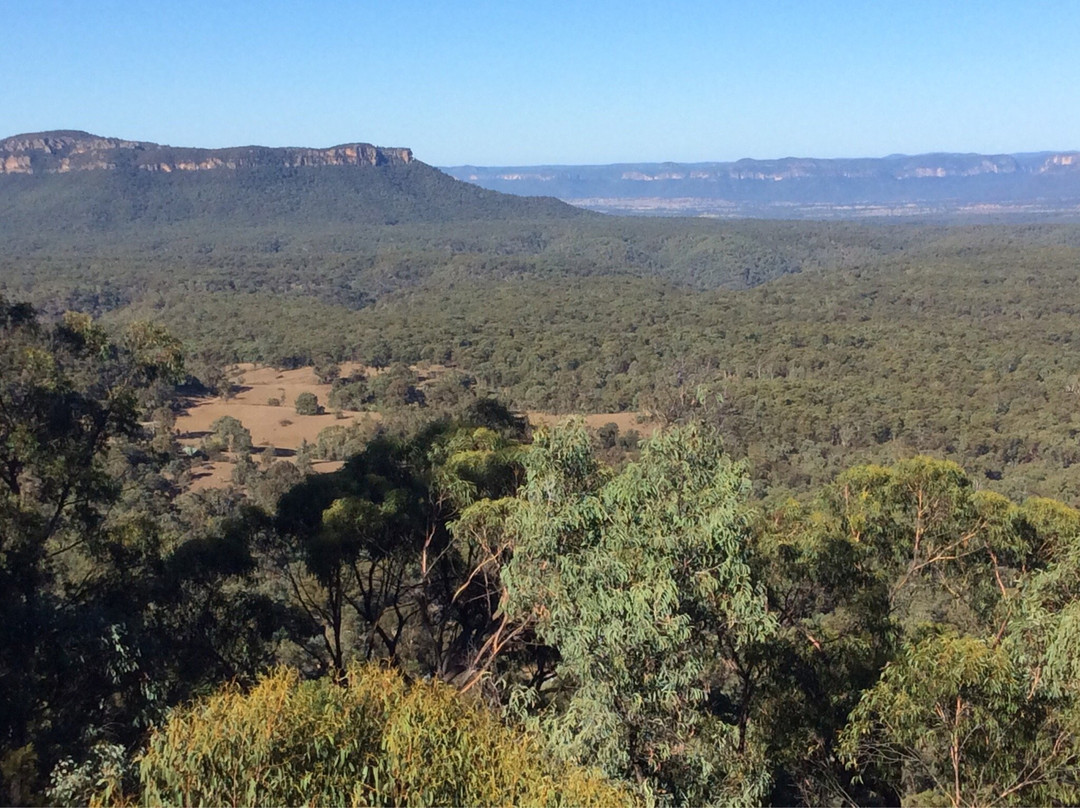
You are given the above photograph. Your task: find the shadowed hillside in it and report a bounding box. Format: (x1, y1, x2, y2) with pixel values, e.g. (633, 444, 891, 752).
(0, 153, 584, 241)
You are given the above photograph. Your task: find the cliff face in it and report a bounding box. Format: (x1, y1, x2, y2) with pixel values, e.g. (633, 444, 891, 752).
(0, 130, 413, 175)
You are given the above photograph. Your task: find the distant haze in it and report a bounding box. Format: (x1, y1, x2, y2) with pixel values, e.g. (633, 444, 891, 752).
(444, 152, 1080, 221)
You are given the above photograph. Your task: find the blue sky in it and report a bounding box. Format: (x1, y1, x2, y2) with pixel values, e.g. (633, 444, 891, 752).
(4, 0, 1078, 165)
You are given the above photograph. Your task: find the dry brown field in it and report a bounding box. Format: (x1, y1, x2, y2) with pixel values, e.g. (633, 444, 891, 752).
(176, 363, 376, 489)
(176, 364, 656, 491)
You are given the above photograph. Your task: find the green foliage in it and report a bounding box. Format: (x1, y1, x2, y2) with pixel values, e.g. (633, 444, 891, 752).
(369, 362, 425, 408)
(0, 301, 295, 803)
(272, 436, 434, 671)
(0, 299, 181, 794)
(313, 422, 374, 460)
(136, 665, 633, 808)
(0, 161, 583, 250)
(328, 371, 371, 411)
(751, 458, 1080, 805)
(312, 358, 340, 385)
(247, 459, 303, 513)
(208, 415, 252, 455)
(295, 438, 314, 474)
(294, 391, 321, 415)
(840, 631, 1080, 807)
(820, 458, 1026, 630)
(1011, 498, 1080, 701)
(502, 423, 775, 804)
(9, 157, 1080, 504)
(10, 192, 1080, 804)
(305, 229, 1080, 502)
(431, 425, 524, 511)
(596, 421, 619, 449)
(48, 742, 132, 808)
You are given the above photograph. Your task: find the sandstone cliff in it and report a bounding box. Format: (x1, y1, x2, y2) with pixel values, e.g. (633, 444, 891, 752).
(0, 130, 413, 175)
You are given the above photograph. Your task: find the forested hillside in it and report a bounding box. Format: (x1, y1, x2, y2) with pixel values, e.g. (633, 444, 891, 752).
(76, 222, 1080, 505)
(0, 160, 581, 239)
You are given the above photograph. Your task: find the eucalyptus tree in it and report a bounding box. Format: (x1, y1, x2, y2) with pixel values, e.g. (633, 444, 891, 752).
(758, 460, 1080, 805)
(273, 437, 430, 673)
(500, 422, 776, 805)
(0, 300, 184, 798)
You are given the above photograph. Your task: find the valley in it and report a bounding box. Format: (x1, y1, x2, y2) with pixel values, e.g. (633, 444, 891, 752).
(6, 129, 1080, 807)
(6, 132, 1080, 503)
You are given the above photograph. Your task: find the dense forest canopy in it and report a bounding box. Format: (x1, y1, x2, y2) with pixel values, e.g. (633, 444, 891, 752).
(4, 297, 1080, 805)
(4, 155, 1080, 805)
(8, 207, 1080, 504)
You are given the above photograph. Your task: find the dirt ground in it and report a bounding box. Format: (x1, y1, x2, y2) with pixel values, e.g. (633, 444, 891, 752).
(176, 364, 657, 491)
(176, 363, 376, 490)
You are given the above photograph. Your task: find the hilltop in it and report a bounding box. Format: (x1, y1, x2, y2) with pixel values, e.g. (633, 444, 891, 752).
(0, 130, 584, 240)
(0, 130, 414, 174)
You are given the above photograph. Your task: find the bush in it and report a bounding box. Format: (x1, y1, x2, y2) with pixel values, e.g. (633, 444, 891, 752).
(313, 360, 341, 385)
(203, 415, 253, 458)
(329, 373, 371, 411)
(314, 422, 372, 461)
(618, 429, 641, 451)
(295, 392, 321, 416)
(135, 665, 633, 807)
(596, 422, 619, 449)
(369, 363, 424, 408)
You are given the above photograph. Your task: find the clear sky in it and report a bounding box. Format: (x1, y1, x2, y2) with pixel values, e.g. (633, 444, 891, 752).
(4, 0, 1078, 165)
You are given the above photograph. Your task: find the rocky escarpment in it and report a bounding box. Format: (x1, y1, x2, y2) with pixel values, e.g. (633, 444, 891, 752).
(0, 130, 413, 175)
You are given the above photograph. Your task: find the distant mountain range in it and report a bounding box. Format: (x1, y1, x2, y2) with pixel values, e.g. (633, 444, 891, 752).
(443, 152, 1080, 220)
(6, 131, 1080, 223)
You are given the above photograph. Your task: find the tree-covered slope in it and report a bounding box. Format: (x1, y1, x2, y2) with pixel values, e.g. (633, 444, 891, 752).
(0, 160, 584, 242)
(93, 229, 1080, 503)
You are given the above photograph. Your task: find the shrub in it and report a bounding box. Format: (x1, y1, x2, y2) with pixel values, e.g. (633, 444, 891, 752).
(596, 421, 619, 449)
(313, 360, 341, 385)
(295, 392, 321, 416)
(618, 429, 641, 451)
(135, 665, 633, 807)
(314, 422, 372, 461)
(209, 415, 253, 455)
(329, 373, 371, 411)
